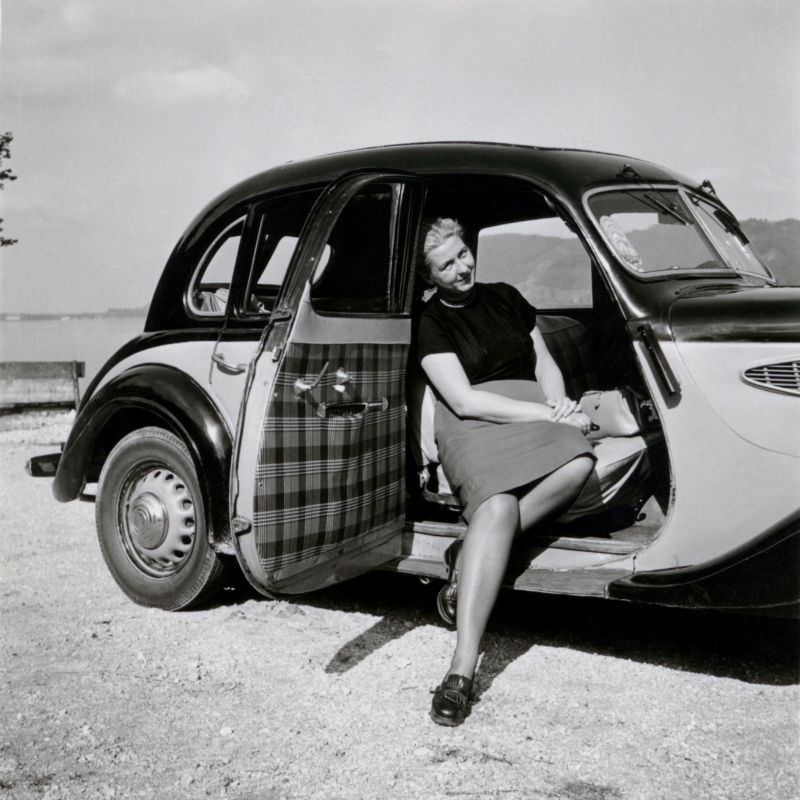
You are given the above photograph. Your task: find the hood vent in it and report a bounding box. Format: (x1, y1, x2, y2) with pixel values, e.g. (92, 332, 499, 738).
(742, 359, 800, 396)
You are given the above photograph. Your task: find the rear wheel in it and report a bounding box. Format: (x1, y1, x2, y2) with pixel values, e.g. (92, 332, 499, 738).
(95, 426, 226, 610)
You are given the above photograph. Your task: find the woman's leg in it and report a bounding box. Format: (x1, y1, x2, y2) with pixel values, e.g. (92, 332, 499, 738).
(447, 454, 594, 679)
(518, 454, 594, 533)
(448, 492, 519, 678)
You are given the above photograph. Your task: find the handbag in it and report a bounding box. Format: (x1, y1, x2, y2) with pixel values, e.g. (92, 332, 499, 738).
(579, 388, 641, 440)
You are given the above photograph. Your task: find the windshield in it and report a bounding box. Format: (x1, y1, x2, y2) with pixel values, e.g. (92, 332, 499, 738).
(585, 187, 772, 281)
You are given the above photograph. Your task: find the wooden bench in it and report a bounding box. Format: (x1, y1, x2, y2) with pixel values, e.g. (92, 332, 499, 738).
(0, 361, 85, 411)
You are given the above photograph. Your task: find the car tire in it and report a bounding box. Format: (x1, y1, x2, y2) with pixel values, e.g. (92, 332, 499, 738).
(95, 426, 226, 610)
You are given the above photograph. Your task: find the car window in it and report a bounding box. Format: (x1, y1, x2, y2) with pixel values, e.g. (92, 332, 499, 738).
(588, 190, 716, 274)
(477, 216, 592, 309)
(255, 238, 331, 288)
(188, 217, 245, 316)
(311, 182, 404, 315)
(689, 195, 772, 280)
(583, 188, 762, 277)
(242, 187, 325, 316)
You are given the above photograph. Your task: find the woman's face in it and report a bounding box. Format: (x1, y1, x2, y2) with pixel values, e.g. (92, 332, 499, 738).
(425, 234, 476, 302)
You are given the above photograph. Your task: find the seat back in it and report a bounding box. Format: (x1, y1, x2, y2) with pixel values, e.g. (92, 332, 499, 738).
(536, 314, 599, 399)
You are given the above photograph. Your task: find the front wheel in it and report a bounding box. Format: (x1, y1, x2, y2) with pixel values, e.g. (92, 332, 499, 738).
(95, 426, 226, 610)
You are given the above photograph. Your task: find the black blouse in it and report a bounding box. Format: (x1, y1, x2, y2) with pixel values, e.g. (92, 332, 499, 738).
(417, 282, 538, 384)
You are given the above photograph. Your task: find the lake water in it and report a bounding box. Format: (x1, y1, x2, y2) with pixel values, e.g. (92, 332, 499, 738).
(0, 317, 148, 391)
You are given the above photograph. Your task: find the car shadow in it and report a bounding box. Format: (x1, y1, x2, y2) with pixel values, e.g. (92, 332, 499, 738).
(214, 569, 799, 689)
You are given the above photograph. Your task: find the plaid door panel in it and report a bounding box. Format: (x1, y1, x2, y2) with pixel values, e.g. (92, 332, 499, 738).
(253, 342, 408, 574)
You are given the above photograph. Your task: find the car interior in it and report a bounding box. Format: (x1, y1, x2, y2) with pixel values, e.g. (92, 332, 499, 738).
(406, 175, 670, 556)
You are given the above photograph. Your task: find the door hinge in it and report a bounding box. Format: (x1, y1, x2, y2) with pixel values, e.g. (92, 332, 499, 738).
(231, 516, 252, 536)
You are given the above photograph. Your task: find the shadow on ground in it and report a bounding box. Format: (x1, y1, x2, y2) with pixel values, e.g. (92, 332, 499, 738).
(215, 567, 800, 690)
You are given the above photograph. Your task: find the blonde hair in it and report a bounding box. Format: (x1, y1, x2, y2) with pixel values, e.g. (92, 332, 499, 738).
(419, 217, 464, 280)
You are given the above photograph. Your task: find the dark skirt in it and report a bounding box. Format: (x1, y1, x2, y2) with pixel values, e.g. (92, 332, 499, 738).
(435, 379, 595, 520)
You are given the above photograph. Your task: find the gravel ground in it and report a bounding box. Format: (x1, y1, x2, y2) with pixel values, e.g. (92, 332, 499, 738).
(1, 412, 799, 800)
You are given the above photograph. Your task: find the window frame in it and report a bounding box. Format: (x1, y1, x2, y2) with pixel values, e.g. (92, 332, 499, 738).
(185, 214, 248, 320)
(303, 175, 422, 318)
(225, 186, 327, 322)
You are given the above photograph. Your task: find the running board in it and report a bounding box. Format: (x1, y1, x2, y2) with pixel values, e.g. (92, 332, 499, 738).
(508, 567, 631, 597)
(407, 520, 640, 555)
(391, 521, 639, 586)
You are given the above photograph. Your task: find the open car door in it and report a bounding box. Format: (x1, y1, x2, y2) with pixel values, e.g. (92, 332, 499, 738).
(231, 176, 420, 594)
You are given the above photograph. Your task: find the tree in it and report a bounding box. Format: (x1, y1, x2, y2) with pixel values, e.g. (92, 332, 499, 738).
(0, 131, 18, 247)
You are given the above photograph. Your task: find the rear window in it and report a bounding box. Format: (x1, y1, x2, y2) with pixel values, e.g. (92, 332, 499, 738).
(477, 216, 592, 309)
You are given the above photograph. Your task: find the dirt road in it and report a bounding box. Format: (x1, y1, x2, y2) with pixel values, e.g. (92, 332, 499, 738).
(2, 413, 798, 799)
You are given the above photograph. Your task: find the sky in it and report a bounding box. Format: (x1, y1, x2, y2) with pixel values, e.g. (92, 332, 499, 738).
(0, 0, 798, 314)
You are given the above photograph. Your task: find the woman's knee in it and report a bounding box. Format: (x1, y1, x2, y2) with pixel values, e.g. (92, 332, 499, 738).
(559, 454, 595, 487)
(472, 492, 518, 528)
(573, 454, 595, 479)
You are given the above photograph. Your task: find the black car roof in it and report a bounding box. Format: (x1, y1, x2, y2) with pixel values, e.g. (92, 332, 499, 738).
(190, 141, 695, 233)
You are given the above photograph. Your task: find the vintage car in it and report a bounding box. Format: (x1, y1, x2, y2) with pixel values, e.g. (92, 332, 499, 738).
(32, 142, 799, 617)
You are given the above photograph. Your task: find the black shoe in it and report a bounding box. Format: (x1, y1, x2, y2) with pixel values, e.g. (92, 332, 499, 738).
(436, 581, 457, 627)
(436, 539, 462, 627)
(430, 674, 473, 726)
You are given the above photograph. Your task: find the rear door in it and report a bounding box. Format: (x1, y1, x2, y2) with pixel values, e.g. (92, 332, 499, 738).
(232, 175, 421, 593)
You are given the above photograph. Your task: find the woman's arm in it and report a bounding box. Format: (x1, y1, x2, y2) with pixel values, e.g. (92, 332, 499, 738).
(532, 326, 567, 398)
(532, 326, 590, 430)
(421, 352, 554, 423)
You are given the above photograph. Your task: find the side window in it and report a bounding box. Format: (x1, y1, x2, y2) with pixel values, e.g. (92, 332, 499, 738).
(242, 187, 325, 316)
(188, 217, 244, 316)
(259, 236, 300, 287)
(311, 182, 402, 314)
(477, 216, 592, 309)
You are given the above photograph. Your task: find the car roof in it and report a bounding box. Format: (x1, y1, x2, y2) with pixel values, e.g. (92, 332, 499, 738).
(190, 141, 695, 232)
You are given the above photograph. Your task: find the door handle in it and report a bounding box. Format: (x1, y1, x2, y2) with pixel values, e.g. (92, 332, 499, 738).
(212, 352, 247, 375)
(316, 398, 389, 419)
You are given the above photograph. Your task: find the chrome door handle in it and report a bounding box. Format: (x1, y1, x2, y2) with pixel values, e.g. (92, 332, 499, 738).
(212, 352, 247, 375)
(316, 398, 388, 419)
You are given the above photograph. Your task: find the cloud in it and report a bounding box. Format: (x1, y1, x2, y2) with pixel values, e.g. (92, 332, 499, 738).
(2, 53, 92, 98)
(114, 65, 249, 105)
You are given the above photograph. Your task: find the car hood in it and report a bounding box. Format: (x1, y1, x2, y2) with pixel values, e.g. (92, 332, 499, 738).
(668, 284, 800, 342)
(665, 282, 800, 462)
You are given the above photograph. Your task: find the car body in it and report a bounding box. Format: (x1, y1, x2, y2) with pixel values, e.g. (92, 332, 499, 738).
(38, 142, 799, 615)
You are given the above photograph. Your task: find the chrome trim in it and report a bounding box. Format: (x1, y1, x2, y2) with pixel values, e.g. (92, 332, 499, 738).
(742, 358, 800, 396)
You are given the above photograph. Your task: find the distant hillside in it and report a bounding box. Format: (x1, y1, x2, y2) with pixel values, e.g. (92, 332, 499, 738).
(741, 218, 800, 285)
(477, 218, 800, 305)
(477, 234, 591, 307)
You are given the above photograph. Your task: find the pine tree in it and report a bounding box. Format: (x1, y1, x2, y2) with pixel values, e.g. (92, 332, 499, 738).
(0, 131, 18, 247)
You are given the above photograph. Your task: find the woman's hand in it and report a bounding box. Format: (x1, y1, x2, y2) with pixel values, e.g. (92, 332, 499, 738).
(546, 396, 579, 421)
(560, 410, 593, 434)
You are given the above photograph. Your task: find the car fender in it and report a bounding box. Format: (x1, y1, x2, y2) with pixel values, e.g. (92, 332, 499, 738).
(53, 364, 233, 547)
(609, 513, 800, 615)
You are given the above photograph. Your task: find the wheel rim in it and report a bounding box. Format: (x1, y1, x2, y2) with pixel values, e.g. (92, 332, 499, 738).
(119, 464, 198, 578)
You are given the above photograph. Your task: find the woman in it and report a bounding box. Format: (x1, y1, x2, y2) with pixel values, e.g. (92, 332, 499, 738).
(417, 218, 595, 726)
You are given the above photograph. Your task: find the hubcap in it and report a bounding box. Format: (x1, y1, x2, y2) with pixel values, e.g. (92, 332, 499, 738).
(128, 492, 167, 549)
(120, 466, 197, 577)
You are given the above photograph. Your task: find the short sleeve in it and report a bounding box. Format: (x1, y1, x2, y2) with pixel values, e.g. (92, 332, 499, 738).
(417, 310, 456, 361)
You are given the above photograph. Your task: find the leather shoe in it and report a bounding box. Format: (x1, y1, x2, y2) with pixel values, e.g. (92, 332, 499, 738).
(436, 539, 462, 627)
(430, 674, 473, 726)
